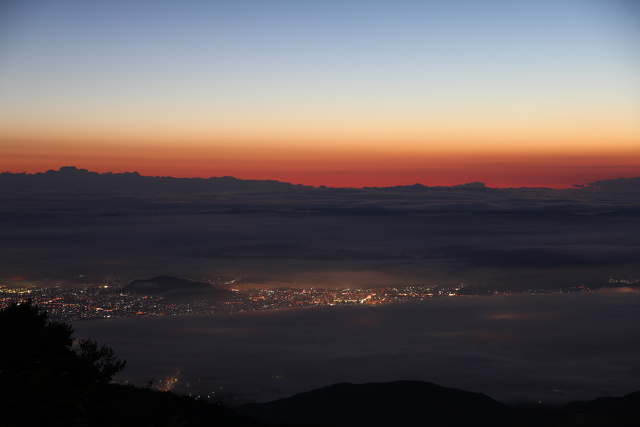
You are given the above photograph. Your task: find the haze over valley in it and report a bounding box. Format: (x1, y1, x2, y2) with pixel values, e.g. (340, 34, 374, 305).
(2, 167, 639, 292)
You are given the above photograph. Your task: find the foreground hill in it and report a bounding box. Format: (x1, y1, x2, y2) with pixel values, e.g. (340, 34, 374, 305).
(239, 381, 640, 427)
(0, 166, 308, 193)
(239, 381, 508, 426)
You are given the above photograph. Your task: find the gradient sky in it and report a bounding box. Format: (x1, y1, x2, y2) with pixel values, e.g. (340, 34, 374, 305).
(1, 0, 639, 187)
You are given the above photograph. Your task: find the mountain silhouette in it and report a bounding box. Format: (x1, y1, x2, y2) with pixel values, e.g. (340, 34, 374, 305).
(122, 276, 211, 294)
(562, 390, 640, 415)
(3, 167, 639, 193)
(0, 166, 308, 192)
(239, 381, 640, 427)
(238, 380, 508, 427)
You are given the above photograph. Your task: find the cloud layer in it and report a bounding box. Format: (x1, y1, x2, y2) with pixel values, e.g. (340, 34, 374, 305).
(2, 169, 639, 290)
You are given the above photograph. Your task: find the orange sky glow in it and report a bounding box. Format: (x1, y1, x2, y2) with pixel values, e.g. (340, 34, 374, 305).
(2, 134, 638, 188)
(1, 1, 638, 188)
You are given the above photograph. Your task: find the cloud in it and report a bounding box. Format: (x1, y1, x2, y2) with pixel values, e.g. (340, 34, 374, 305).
(586, 177, 640, 191)
(1, 168, 639, 290)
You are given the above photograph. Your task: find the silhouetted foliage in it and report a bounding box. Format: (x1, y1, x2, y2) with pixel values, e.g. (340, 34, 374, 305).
(0, 300, 126, 384)
(0, 300, 263, 426)
(0, 299, 74, 381)
(0, 300, 126, 425)
(75, 338, 127, 384)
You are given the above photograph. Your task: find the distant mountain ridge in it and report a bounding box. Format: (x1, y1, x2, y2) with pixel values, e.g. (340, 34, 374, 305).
(238, 381, 640, 427)
(2, 166, 639, 192)
(0, 166, 309, 193)
(3, 167, 640, 219)
(122, 276, 211, 294)
(239, 381, 508, 426)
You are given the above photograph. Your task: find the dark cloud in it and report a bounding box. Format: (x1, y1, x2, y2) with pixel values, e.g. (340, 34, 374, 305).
(0, 168, 639, 289)
(586, 176, 640, 191)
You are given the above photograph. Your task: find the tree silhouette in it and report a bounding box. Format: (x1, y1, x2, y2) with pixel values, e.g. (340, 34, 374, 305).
(0, 300, 126, 425)
(0, 301, 264, 426)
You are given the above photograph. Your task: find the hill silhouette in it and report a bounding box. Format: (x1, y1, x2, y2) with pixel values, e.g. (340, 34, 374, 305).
(2, 166, 640, 193)
(0, 166, 308, 193)
(239, 381, 640, 427)
(239, 380, 509, 426)
(122, 275, 212, 294)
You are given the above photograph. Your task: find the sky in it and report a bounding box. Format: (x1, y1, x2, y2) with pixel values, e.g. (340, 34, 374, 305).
(1, 0, 639, 188)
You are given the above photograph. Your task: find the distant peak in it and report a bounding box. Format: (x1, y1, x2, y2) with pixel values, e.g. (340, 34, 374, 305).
(122, 276, 211, 294)
(53, 166, 89, 173)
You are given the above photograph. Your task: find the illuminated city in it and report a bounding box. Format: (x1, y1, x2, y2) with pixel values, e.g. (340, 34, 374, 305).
(0, 278, 595, 323)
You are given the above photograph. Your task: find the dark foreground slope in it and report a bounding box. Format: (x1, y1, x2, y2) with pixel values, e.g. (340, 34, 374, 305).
(240, 381, 508, 427)
(0, 300, 264, 427)
(559, 391, 640, 426)
(239, 381, 640, 427)
(0, 381, 265, 427)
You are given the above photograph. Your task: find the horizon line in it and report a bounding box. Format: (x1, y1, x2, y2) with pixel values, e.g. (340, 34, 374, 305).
(3, 165, 637, 190)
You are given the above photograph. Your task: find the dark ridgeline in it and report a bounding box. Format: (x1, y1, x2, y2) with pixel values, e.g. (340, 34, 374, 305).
(239, 381, 508, 426)
(0, 166, 308, 193)
(121, 276, 235, 306)
(2, 167, 640, 217)
(122, 275, 212, 294)
(2, 166, 640, 194)
(239, 382, 640, 427)
(3, 166, 640, 221)
(3, 166, 640, 219)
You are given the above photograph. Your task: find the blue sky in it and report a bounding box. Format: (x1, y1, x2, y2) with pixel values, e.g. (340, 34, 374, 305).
(1, 0, 639, 187)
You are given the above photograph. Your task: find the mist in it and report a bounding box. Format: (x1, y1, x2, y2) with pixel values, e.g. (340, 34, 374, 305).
(74, 291, 640, 406)
(2, 170, 639, 290)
